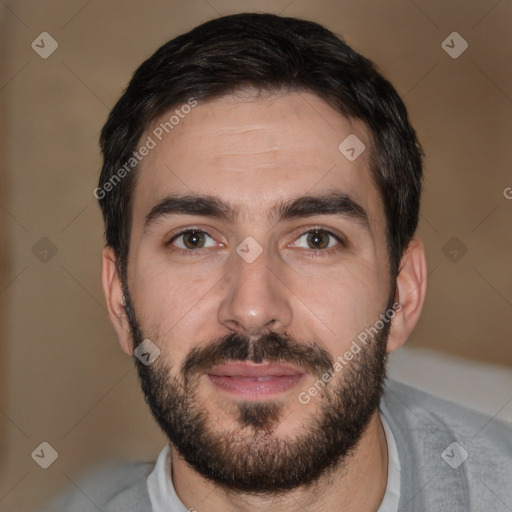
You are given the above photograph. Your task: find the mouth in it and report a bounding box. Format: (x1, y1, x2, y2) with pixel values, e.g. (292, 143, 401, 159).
(206, 362, 305, 399)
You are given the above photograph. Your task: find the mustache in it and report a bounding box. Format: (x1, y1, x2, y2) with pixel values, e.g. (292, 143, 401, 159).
(181, 331, 333, 381)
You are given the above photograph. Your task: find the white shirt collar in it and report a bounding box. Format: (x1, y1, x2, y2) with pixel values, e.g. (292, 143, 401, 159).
(377, 407, 402, 511)
(147, 444, 188, 512)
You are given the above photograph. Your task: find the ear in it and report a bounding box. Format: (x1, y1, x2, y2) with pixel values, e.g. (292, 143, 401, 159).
(386, 238, 427, 353)
(101, 246, 134, 355)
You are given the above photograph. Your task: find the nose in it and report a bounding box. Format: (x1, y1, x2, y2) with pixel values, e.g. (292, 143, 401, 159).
(217, 246, 293, 337)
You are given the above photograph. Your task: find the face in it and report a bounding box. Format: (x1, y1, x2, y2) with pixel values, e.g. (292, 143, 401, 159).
(119, 91, 396, 492)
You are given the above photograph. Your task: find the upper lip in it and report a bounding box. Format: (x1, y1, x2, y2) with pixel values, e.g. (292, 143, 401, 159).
(207, 362, 305, 378)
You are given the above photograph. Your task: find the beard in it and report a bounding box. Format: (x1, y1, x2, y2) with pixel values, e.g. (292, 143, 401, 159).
(122, 283, 392, 495)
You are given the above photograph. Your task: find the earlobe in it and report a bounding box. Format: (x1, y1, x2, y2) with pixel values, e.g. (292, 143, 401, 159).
(386, 238, 427, 353)
(101, 246, 134, 355)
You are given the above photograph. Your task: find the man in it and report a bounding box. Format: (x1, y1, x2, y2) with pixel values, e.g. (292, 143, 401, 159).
(50, 12, 512, 512)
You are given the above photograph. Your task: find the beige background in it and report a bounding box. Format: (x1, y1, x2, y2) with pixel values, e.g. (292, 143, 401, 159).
(0, 0, 511, 510)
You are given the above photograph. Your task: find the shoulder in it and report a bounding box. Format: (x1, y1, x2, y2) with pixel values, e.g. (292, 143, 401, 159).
(382, 379, 512, 510)
(383, 378, 512, 446)
(44, 460, 154, 512)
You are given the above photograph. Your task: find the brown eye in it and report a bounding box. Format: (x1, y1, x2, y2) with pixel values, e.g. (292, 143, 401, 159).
(290, 228, 343, 253)
(169, 229, 216, 250)
(306, 230, 331, 249)
(182, 230, 205, 249)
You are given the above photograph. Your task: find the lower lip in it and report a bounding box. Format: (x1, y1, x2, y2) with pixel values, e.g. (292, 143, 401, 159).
(207, 374, 304, 398)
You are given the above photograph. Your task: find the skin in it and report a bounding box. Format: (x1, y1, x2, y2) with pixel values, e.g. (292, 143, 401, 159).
(101, 90, 427, 512)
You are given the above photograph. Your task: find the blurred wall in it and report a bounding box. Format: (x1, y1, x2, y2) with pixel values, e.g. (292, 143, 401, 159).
(0, 0, 511, 510)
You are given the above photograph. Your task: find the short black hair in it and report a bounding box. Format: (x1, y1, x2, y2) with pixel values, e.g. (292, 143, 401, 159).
(98, 12, 423, 281)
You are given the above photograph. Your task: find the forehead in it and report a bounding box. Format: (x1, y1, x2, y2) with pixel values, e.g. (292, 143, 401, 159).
(131, 91, 384, 231)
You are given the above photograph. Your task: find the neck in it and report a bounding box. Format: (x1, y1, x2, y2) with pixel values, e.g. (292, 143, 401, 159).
(170, 411, 389, 512)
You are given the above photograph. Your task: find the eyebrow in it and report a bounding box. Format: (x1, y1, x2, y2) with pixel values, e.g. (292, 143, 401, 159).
(143, 191, 370, 234)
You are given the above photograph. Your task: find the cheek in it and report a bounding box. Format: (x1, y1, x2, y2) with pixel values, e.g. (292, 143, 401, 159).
(131, 244, 223, 311)
(292, 262, 388, 353)
(128, 255, 228, 364)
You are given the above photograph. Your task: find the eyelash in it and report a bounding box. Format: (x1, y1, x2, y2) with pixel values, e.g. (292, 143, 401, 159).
(290, 226, 346, 258)
(164, 227, 218, 257)
(165, 226, 346, 257)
